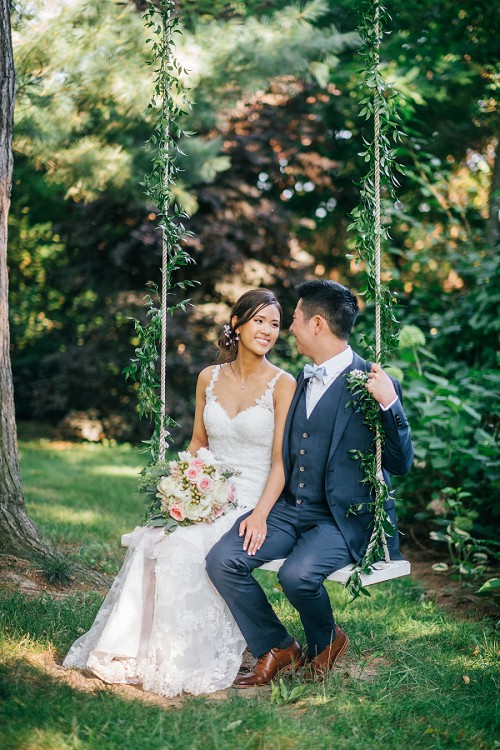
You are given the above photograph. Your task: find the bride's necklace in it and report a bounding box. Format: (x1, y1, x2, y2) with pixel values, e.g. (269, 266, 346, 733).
(230, 362, 246, 390)
(230, 362, 265, 390)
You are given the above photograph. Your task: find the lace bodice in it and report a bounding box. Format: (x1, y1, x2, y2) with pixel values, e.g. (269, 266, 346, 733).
(203, 365, 283, 508)
(63, 364, 284, 698)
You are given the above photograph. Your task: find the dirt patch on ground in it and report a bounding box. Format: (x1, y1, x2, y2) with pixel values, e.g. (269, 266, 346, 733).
(400, 541, 499, 624)
(407, 559, 498, 622)
(23, 649, 232, 709)
(0, 554, 110, 599)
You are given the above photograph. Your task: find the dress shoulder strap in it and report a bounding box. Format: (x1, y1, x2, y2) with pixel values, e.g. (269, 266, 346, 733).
(255, 369, 285, 411)
(267, 369, 285, 392)
(205, 365, 221, 401)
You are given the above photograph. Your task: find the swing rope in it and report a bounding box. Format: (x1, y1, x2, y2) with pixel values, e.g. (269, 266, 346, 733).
(373, 1, 391, 563)
(159, 2, 172, 464)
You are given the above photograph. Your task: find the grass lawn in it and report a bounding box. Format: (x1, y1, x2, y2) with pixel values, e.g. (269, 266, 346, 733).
(0, 439, 498, 750)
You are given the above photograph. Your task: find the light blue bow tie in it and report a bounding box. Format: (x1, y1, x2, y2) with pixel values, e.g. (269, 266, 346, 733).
(303, 363, 328, 381)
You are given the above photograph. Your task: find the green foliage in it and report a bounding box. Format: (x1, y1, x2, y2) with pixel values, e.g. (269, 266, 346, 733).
(345, 370, 397, 600)
(391, 326, 499, 527)
(180, 1, 360, 130)
(476, 578, 500, 603)
(347, 0, 404, 363)
(426, 487, 497, 583)
(12, 0, 152, 202)
(124, 1, 197, 464)
(136, 459, 178, 530)
(270, 677, 307, 705)
(123, 284, 182, 462)
(344, 2, 403, 600)
(38, 554, 74, 586)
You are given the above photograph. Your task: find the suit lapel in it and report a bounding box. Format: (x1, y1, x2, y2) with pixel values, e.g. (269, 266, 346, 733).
(327, 352, 368, 463)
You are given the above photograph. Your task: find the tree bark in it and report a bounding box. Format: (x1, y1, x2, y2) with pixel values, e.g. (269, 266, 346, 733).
(0, 2, 108, 586)
(0, 0, 42, 553)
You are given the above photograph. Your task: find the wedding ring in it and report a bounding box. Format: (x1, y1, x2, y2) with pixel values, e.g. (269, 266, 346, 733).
(257, 534, 262, 538)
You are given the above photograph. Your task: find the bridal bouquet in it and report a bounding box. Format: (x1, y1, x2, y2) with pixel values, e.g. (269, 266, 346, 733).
(139, 448, 238, 533)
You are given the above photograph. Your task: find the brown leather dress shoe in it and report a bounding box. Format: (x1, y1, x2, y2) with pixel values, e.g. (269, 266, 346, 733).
(233, 639, 305, 688)
(304, 626, 349, 679)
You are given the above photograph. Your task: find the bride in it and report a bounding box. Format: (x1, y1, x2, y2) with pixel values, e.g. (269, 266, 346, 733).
(63, 288, 296, 697)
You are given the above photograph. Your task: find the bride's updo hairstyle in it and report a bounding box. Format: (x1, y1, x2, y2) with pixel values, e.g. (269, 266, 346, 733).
(217, 288, 282, 363)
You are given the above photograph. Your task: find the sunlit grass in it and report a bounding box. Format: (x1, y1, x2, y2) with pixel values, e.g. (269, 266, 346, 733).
(30, 505, 104, 526)
(19, 439, 146, 571)
(87, 465, 142, 477)
(1, 439, 497, 750)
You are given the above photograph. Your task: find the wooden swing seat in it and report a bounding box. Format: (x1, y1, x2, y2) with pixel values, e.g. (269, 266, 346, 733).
(260, 557, 411, 586)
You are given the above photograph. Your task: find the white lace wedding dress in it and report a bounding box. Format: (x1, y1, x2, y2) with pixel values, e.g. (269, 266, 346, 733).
(63, 365, 283, 697)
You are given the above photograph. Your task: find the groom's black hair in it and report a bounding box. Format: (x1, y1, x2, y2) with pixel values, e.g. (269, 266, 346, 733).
(295, 280, 359, 340)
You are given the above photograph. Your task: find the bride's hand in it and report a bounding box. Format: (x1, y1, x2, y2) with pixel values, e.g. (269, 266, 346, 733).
(239, 512, 267, 556)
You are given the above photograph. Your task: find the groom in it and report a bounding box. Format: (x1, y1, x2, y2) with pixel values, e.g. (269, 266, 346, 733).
(206, 280, 413, 686)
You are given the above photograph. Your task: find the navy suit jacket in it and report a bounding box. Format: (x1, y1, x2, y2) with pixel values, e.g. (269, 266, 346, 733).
(282, 352, 414, 561)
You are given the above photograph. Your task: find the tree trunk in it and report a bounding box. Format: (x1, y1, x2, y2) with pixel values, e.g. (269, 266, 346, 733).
(0, 2, 108, 586)
(0, 0, 44, 556)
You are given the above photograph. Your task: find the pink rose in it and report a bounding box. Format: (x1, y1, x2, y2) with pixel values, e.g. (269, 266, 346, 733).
(227, 482, 237, 502)
(184, 466, 200, 481)
(197, 475, 213, 493)
(190, 457, 205, 470)
(213, 505, 226, 519)
(169, 504, 185, 522)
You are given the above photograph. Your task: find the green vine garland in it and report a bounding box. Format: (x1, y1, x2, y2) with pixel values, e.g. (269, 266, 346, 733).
(123, 0, 196, 465)
(345, 0, 406, 600)
(345, 369, 397, 599)
(348, 0, 404, 362)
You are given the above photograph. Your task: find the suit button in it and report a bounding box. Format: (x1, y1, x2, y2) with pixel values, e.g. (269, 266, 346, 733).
(303, 432, 309, 438)
(299, 483, 305, 488)
(296, 499, 303, 505)
(299, 466, 305, 472)
(300, 449, 305, 455)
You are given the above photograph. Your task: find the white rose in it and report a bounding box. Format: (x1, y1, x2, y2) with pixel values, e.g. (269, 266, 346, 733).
(210, 480, 227, 506)
(185, 502, 204, 521)
(157, 476, 178, 498)
(197, 500, 213, 519)
(168, 460, 181, 478)
(173, 488, 191, 511)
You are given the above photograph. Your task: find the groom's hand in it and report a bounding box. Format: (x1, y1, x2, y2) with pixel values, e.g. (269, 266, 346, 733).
(365, 363, 398, 408)
(239, 511, 267, 556)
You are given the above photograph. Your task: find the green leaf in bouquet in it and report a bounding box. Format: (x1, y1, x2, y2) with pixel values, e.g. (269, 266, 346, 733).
(163, 518, 179, 534)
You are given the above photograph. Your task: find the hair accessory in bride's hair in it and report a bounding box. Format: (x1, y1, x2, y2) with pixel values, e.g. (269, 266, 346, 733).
(223, 323, 239, 346)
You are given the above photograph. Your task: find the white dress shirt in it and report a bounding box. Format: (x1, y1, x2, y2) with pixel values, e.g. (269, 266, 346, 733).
(304, 347, 398, 418)
(305, 347, 354, 417)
